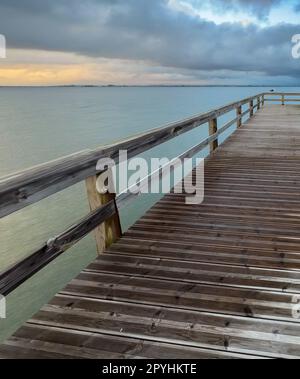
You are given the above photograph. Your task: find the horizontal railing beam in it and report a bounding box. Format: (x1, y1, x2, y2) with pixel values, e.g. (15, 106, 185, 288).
(263, 92, 300, 96)
(0, 93, 264, 219)
(264, 98, 300, 102)
(0, 200, 117, 296)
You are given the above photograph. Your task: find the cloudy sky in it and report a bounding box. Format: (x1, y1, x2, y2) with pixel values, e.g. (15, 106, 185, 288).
(0, 0, 299, 85)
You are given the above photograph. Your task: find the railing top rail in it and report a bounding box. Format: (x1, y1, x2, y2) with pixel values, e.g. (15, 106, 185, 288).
(264, 92, 300, 96)
(0, 92, 264, 218)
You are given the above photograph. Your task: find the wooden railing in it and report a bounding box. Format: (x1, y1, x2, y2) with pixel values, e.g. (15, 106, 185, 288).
(264, 92, 300, 105)
(0, 92, 266, 296)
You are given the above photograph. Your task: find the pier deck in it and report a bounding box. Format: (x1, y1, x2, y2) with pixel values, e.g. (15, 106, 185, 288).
(2, 102, 300, 359)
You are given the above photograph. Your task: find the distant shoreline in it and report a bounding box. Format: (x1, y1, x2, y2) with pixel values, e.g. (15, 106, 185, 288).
(0, 85, 298, 88)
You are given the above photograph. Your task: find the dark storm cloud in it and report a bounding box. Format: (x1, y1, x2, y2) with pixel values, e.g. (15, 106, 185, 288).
(0, 0, 299, 80)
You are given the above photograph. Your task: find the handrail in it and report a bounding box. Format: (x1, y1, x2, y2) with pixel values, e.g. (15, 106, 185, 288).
(264, 92, 300, 96)
(264, 92, 300, 105)
(0, 92, 265, 296)
(0, 93, 264, 219)
(0, 200, 117, 296)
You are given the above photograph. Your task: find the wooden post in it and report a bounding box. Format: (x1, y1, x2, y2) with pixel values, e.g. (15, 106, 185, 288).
(262, 94, 265, 107)
(209, 118, 218, 153)
(86, 175, 122, 254)
(237, 106, 242, 128)
(250, 100, 254, 117)
(282, 94, 285, 106)
(257, 97, 260, 110)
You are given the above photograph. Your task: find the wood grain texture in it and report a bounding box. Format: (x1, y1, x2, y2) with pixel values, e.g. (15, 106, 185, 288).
(2, 104, 300, 359)
(0, 200, 117, 296)
(0, 93, 264, 218)
(249, 100, 254, 117)
(209, 118, 218, 152)
(237, 106, 242, 128)
(86, 176, 121, 254)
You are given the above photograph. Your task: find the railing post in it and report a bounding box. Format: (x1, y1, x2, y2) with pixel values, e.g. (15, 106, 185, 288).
(250, 100, 254, 117)
(257, 96, 260, 110)
(262, 94, 265, 107)
(85, 175, 122, 254)
(209, 118, 218, 153)
(282, 94, 285, 106)
(237, 106, 242, 128)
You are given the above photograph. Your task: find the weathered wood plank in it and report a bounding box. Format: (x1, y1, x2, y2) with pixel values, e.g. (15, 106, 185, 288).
(108, 239, 300, 271)
(86, 253, 300, 293)
(27, 295, 300, 358)
(0, 324, 259, 359)
(61, 271, 298, 322)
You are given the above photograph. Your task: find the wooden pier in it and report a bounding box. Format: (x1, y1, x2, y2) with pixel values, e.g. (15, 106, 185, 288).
(1, 93, 300, 359)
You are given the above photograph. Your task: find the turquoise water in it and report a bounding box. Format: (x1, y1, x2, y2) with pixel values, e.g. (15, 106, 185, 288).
(0, 86, 299, 341)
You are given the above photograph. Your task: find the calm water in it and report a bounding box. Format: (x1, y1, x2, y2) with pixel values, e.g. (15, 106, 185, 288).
(0, 86, 299, 341)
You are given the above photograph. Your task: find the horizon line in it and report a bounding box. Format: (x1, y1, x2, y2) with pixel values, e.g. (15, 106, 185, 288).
(0, 84, 299, 88)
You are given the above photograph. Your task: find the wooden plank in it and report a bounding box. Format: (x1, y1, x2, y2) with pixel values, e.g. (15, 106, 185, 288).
(27, 295, 300, 358)
(86, 253, 300, 293)
(0, 324, 260, 359)
(62, 271, 299, 322)
(139, 215, 300, 238)
(125, 227, 300, 254)
(150, 202, 300, 222)
(108, 238, 300, 271)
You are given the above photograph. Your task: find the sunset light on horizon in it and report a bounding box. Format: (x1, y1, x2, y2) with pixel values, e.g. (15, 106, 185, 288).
(0, 0, 299, 86)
